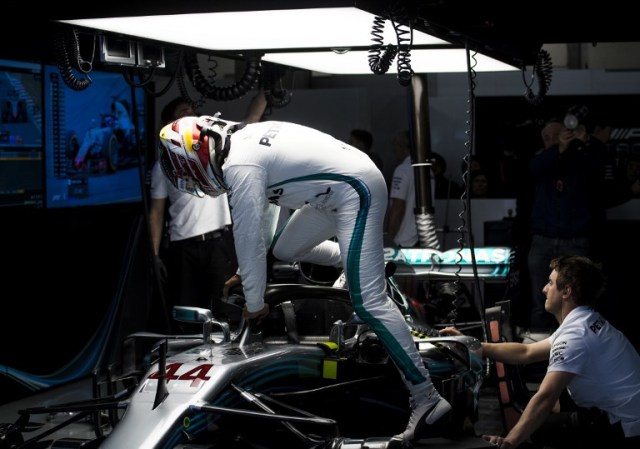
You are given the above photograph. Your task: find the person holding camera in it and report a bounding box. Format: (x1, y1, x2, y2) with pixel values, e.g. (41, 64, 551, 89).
(526, 108, 608, 333)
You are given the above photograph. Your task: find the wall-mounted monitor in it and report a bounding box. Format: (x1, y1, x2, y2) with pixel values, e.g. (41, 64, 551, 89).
(137, 43, 166, 68)
(43, 65, 146, 208)
(100, 36, 136, 66)
(0, 59, 43, 208)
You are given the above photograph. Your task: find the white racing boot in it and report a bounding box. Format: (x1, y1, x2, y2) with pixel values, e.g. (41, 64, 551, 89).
(393, 387, 452, 443)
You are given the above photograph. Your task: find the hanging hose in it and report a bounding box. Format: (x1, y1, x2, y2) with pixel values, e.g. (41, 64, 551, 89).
(175, 63, 205, 110)
(185, 51, 261, 102)
(53, 27, 92, 91)
(415, 212, 441, 249)
(393, 18, 413, 86)
(368, 15, 398, 75)
(524, 48, 553, 106)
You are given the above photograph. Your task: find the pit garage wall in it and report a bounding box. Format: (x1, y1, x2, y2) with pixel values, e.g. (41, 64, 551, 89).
(2, 67, 639, 405)
(0, 203, 161, 405)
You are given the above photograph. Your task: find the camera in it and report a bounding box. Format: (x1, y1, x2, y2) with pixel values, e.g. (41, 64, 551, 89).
(563, 104, 590, 130)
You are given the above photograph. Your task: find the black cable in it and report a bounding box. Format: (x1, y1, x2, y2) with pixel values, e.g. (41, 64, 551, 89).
(185, 51, 262, 102)
(460, 45, 489, 344)
(70, 28, 96, 74)
(124, 49, 185, 98)
(53, 27, 92, 91)
(392, 17, 413, 86)
(175, 66, 203, 110)
(368, 15, 398, 75)
(524, 49, 553, 106)
(368, 2, 415, 87)
(123, 67, 155, 88)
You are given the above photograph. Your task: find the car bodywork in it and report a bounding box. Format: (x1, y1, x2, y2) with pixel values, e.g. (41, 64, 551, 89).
(0, 268, 486, 449)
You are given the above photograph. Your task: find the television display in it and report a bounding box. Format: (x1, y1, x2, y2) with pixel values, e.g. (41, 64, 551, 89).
(43, 65, 146, 208)
(0, 59, 43, 208)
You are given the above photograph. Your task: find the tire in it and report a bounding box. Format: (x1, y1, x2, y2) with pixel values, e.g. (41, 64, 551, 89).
(101, 132, 119, 173)
(66, 131, 80, 160)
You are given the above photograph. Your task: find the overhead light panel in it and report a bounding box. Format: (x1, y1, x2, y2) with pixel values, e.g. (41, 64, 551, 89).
(60, 7, 517, 73)
(60, 8, 448, 51)
(263, 49, 518, 74)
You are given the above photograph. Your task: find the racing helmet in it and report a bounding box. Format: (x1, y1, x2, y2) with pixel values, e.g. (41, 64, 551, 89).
(158, 114, 242, 197)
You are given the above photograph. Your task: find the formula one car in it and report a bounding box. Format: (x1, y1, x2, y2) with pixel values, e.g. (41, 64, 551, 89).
(67, 122, 120, 174)
(0, 263, 487, 449)
(66, 101, 138, 175)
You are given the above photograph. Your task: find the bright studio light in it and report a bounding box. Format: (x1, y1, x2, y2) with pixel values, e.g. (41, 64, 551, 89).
(263, 49, 518, 74)
(60, 7, 517, 73)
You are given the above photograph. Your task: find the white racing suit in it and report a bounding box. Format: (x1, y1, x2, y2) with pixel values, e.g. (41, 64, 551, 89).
(224, 120, 432, 392)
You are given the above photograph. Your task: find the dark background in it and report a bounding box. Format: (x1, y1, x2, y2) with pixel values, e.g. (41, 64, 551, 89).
(2, 0, 640, 405)
(475, 95, 640, 344)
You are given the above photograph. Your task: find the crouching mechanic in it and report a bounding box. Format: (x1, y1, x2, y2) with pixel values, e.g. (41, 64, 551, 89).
(442, 255, 640, 449)
(158, 114, 451, 443)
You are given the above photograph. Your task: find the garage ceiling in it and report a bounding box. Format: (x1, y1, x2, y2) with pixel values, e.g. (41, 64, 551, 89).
(6, 0, 640, 70)
(384, 0, 640, 67)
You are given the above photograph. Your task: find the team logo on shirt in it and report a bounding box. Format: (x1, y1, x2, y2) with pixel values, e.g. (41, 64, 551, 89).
(268, 188, 284, 205)
(550, 339, 567, 364)
(589, 317, 605, 334)
(259, 123, 283, 147)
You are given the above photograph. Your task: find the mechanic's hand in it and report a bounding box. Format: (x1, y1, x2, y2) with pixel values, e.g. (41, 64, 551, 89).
(439, 326, 463, 336)
(481, 434, 515, 449)
(223, 274, 242, 300)
(153, 255, 168, 284)
(242, 303, 270, 323)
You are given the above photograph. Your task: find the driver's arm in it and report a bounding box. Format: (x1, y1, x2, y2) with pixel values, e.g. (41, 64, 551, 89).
(226, 164, 269, 314)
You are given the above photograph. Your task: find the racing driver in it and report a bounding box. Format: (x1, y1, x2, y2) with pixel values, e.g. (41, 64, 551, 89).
(158, 114, 451, 443)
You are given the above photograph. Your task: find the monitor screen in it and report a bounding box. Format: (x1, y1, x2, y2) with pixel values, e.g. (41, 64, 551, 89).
(43, 65, 146, 208)
(0, 59, 43, 208)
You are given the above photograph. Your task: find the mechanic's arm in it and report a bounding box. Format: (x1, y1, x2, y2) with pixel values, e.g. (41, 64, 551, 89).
(440, 326, 550, 365)
(243, 90, 267, 124)
(482, 370, 574, 449)
(149, 197, 167, 256)
(482, 339, 550, 365)
(386, 198, 406, 243)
